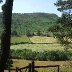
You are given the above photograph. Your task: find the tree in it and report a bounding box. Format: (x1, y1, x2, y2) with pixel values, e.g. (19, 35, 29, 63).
(49, 0, 72, 51)
(55, 0, 72, 11)
(0, 0, 2, 3)
(0, 0, 14, 72)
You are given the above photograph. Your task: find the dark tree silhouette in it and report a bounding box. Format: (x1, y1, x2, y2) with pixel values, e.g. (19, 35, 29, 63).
(0, 0, 13, 72)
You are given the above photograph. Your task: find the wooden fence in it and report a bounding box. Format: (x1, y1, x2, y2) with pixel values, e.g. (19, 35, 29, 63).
(5, 61, 60, 72)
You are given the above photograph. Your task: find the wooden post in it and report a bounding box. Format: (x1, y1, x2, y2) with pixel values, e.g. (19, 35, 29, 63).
(8, 68, 10, 72)
(28, 63, 31, 72)
(16, 67, 19, 72)
(32, 61, 35, 72)
(58, 65, 59, 72)
(19, 69, 22, 72)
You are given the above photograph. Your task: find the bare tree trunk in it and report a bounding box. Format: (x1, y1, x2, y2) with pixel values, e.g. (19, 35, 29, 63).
(0, 0, 13, 72)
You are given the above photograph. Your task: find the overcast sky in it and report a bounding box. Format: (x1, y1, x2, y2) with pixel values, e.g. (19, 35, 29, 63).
(0, 0, 62, 17)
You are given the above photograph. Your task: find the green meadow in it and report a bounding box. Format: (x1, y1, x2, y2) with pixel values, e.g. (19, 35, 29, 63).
(10, 36, 68, 52)
(11, 44, 64, 52)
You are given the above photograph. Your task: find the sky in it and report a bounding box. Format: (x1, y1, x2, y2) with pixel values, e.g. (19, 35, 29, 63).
(0, 0, 62, 17)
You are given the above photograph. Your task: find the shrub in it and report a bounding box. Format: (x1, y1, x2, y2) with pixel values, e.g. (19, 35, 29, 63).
(35, 52, 47, 61)
(26, 31, 34, 37)
(10, 49, 70, 61)
(37, 30, 42, 36)
(46, 50, 69, 61)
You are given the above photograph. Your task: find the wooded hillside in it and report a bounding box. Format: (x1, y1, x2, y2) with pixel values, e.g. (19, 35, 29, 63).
(0, 12, 58, 36)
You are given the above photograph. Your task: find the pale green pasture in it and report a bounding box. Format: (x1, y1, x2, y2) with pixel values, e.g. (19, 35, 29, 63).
(11, 44, 64, 52)
(11, 35, 31, 44)
(30, 36, 58, 43)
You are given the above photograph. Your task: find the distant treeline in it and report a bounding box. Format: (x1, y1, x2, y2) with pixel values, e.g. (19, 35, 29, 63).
(0, 12, 58, 37)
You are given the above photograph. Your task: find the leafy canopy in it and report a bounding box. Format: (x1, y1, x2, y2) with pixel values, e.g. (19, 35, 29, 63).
(55, 0, 72, 11)
(49, 0, 72, 51)
(0, 0, 3, 3)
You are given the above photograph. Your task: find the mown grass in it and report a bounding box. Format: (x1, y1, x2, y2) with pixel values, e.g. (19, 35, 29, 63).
(10, 44, 65, 52)
(30, 36, 58, 43)
(11, 36, 58, 44)
(11, 35, 31, 44)
(10, 36, 72, 52)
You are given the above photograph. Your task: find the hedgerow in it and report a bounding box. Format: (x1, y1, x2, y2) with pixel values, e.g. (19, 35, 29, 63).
(10, 49, 71, 61)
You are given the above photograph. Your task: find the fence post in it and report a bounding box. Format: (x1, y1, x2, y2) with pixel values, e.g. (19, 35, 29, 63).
(16, 67, 19, 72)
(58, 65, 59, 72)
(32, 61, 35, 72)
(19, 69, 22, 72)
(28, 63, 31, 72)
(8, 68, 10, 72)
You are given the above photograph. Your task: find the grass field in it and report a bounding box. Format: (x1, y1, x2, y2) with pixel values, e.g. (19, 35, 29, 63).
(10, 36, 64, 52)
(10, 36, 72, 52)
(30, 36, 58, 43)
(0, 36, 71, 45)
(11, 44, 65, 52)
(11, 35, 31, 44)
(10, 36, 58, 44)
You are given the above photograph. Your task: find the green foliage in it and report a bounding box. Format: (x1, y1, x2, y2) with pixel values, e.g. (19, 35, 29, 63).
(26, 30, 34, 37)
(46, 50, 68, 61)
(36, 30, 42, 36)
(55, 0, 72, 11)
(10, 49, 71, 61)
(0, 0, 3, 3)
(12, 13, 58, 35)
(0, 12, 58, 36)
(49, 0, 72, 51)
(11, 49, 37, 60)
(35, 52, 47, 61)
(49, 13, 72, 51)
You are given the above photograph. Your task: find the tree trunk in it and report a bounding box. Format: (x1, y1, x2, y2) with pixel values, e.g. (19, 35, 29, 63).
(0, 0, 13, 72)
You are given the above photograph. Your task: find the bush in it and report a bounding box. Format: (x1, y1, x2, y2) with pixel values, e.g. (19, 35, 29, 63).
(37, 30, 42, 36)
(11, 49, 37, 60)
(35, 52, 47, 61)
(26, 31, 34, 37)
(46, 50, 69, 61)
(11, 49, 70, 61)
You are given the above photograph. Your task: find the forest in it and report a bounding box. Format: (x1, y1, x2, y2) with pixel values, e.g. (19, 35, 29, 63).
(0, 12, 58, 37)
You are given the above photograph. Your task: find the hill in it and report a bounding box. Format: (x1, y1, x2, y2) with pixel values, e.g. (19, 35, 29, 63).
(0, 12, 58, 36)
